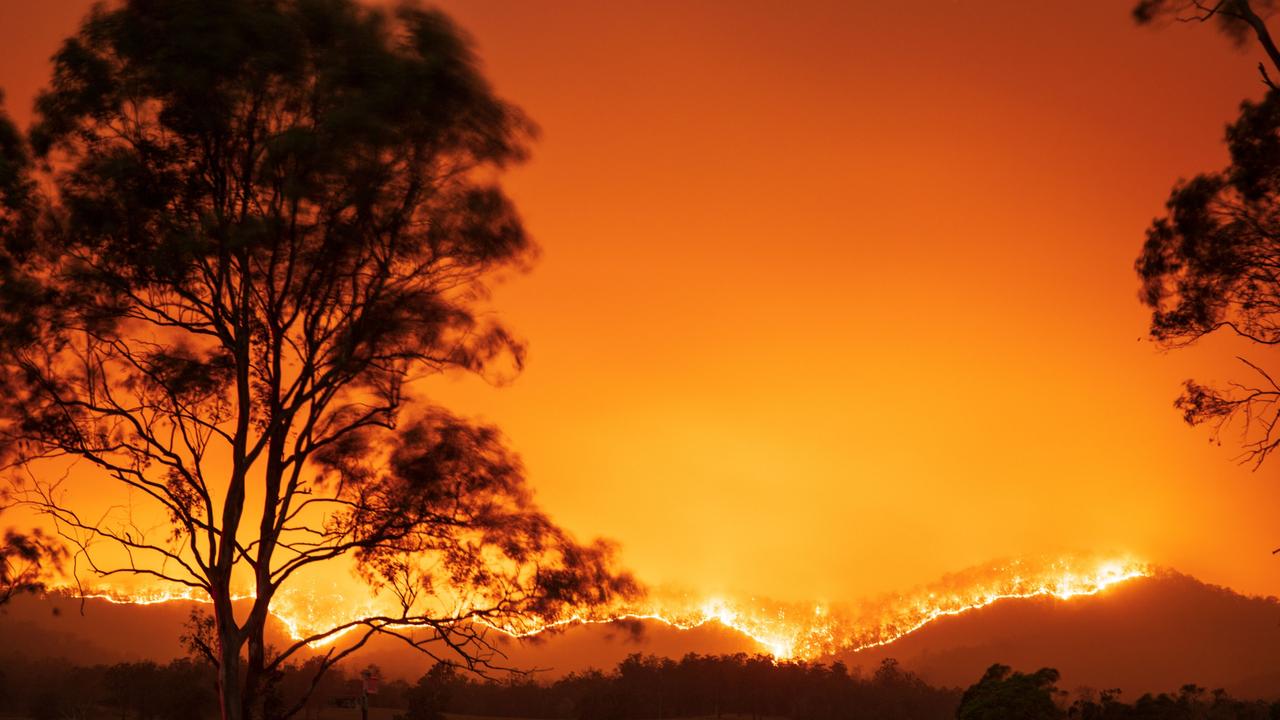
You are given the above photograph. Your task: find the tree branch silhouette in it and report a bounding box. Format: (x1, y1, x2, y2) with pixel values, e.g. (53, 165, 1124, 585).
(1134, 1, 1280, 469)
(1136, 1, 1280, 87)
(0, 2, 637, 719)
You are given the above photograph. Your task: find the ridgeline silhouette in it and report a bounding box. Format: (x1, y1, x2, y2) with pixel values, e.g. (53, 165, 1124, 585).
(3, 569, 1279, 700)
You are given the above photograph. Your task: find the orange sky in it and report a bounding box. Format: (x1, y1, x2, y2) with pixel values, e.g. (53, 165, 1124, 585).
(3, 0, 1280, 605)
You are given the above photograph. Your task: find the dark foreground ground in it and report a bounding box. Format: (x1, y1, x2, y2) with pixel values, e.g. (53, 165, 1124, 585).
(2, 650, 1280, 720)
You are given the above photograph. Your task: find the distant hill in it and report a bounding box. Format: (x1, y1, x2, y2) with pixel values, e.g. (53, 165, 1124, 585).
(0, 593, 198, 664)
(3, 570, 1278, 698)
(843, 570, 1280, 698)
(0, 591, 761, 679)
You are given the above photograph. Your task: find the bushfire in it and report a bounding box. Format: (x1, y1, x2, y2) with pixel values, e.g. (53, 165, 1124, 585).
(70, 555, 1150, 662)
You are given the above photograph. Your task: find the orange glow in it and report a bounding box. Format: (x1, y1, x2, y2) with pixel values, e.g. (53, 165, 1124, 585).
(1, 0, 1277, 646)
(497, 555, 1150, 661)
(69, 555, 1150, 662)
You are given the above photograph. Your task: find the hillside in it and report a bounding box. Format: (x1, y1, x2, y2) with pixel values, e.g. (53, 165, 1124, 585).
(844, 571, 1280, 697)
(3, 571, 1278, 698)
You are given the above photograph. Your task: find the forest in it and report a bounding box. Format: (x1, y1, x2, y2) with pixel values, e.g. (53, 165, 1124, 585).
(1, 650, 1276, 720)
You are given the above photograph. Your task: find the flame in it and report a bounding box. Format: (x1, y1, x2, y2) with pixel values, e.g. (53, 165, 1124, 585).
(484, 556, 1150, 660)
(65, 555, 1150, 662)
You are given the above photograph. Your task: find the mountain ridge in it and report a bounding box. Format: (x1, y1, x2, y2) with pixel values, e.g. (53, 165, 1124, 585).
(2, 569, 1276, 697)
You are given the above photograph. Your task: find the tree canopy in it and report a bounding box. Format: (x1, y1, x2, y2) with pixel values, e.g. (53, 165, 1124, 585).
(1135, 88, 1280, 464)
(1135, 1, 1280, 466)
(0, 97, 61, 607)
(956, 664, 1064, 720)
(0, 1, 634, 718)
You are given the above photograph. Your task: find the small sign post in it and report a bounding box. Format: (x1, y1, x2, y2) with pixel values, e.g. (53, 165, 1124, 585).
(359, 669, 380, 720)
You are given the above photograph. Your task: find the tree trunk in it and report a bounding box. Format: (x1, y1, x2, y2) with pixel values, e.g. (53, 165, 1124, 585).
(218, 640, 245, 720)
(243, 614, 270, 720)
(216, 589, 245, 720)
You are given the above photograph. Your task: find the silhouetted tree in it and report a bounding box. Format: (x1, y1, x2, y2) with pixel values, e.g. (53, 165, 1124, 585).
(1134, 2, 1280, 467)
(0, 524, 64, 605)
(419, 652, 959, 720)
(1067, 683, 1277, 719)
(0, 1, 635, 719)
(0, 97, 62, 608)
(8, 650, 1280, 720)
(1134, 2, 1280, 87)
(956, 664, 1065, 720)
(398, 662, 456, 720)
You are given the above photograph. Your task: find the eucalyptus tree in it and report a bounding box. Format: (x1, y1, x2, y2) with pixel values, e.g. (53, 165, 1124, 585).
(0, 1, 634, 718)
(0, 98, 62, 606)
(1135, 0, 1280, 466)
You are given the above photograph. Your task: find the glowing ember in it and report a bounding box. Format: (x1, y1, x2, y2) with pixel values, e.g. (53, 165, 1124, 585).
(68, 555, 1150, 662)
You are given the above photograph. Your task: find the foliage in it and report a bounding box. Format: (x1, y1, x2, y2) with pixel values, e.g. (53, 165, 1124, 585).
(956, 664, 1065, 720)
(409, 653, 960, 720)
(1067, 683, 1279, 720)
(0, 655, 411, 720)
(398, 662, 455, 720)
(0, 652, 961, 720)
(1132, 1, 1279, 50)
(1134, 1, 1280, 465)
(0, 524, 65, 605)
(1136, 87, 1280, 465)
(0, 93, 59, 608)
(3, 652, 1278, 720)
(0, 0, 634, 718)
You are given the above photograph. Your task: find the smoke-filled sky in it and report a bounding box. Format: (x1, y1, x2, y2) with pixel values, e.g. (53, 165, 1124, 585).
(3, 0, 1280, 605)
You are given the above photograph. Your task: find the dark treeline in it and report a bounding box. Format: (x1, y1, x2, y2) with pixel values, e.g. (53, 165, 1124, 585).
(958, 664, 1280, 720)
(0, 657, 218, 720)
(1, 652, 1277, 720)
(0, 652, 956, 720)
(0, 655, 409, 720)
(410, 654, 959, 720)
(1068, 688, 1280, 720)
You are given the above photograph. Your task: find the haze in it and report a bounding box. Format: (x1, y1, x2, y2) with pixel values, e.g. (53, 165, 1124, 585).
(1, 0, 1275, 607)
